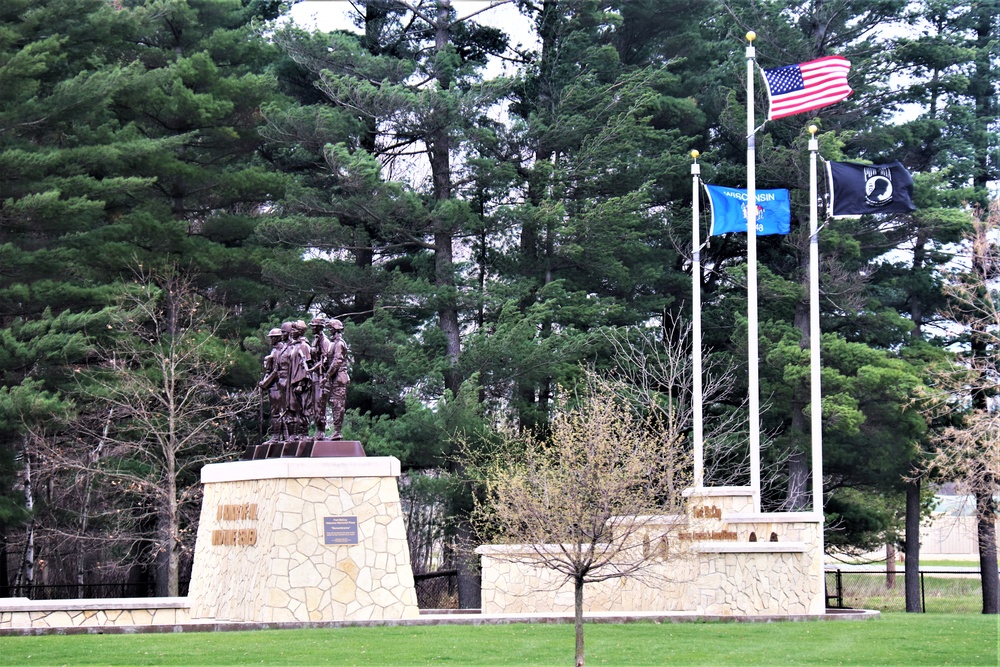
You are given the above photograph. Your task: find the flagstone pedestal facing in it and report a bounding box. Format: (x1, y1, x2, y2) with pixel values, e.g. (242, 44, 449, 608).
(478, 487, 825, 616)
(187, 457, 419, 623)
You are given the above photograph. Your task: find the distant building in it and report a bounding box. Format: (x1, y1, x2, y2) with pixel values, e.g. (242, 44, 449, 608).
(920, 494, 997, 559)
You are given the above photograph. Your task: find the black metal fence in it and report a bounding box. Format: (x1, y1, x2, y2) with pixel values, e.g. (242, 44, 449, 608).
(7, 573, 459, 607)
(826, 568, 986, 613)
(4, 581, 156, 600)
(413, 569, 458, 609)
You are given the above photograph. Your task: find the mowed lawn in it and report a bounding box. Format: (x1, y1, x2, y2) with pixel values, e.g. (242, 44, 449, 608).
(0, 614, 996, 666)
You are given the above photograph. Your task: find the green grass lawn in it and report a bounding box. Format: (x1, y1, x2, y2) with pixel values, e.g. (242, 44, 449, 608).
(0, 614, 996, 666)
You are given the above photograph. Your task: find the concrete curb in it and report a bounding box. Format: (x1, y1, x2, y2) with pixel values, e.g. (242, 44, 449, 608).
(0, 608, 879, 636)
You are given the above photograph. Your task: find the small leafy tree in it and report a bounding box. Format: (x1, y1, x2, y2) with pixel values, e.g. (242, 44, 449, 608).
(468, 370, 690, 667)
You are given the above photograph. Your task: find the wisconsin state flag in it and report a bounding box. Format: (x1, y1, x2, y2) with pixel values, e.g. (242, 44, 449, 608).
(827, 161, 916, 217)
(705, 185, 791, 236)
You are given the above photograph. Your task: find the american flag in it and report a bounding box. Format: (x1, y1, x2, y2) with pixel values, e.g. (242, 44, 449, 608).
(762, 56, 852, 120)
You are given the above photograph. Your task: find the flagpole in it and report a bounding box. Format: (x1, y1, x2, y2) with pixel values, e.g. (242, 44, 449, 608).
(808, 125, 824, 519)
(691, 150, 704, 488)
(746, 31, 761, 513)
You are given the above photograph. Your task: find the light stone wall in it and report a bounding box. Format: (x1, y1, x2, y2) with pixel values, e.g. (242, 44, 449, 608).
(0, 598, 191, 630)
(684, 486, 755, 514)
(478, 487, 825, 616)
(187, 457, 419, 623)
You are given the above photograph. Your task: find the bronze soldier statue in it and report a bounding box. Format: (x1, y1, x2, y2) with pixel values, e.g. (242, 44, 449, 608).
(282, 320, 312, 440)
(257, 327, 286, 443)
(326, 318, 351, 440)
(307, 316, 333, 439)
(250, 317, 366, 459)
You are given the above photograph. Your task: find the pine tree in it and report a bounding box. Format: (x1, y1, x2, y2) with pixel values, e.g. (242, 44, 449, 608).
(0, 0, 286, 595)
(492, 0, 710, 429)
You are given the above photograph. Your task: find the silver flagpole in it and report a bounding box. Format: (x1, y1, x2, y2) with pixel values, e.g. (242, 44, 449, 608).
(746, 32, 761, 513)
(691, 150, 704, 488)
(808, 125, 824, 520)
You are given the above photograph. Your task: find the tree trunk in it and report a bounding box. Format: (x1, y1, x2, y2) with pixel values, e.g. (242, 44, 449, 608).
(155, 500, 179, 597)
(19, 440, 34, 593)
(428, 2, 462, 399)
(885, 542, 896, 589)
(977, 492, 999, 614)
(0, 527, 8, 597)
(968, 226, 998, 614)
(156, 442, 180, 597)
(574, 575, 585, 667)
(786, 450, 809, 511)
(435, 226, 462, 397)
(904, 478, 922, 612)
(453, 513, 481, 610)
(78, 407, 114, 597)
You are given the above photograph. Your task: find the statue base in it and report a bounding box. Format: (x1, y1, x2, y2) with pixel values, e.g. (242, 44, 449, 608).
(241, 439, 365, 460)
(188, 456, 418, 623)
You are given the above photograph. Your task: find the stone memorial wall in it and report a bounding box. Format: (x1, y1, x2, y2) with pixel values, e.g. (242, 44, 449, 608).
(477, 487, 825, 616)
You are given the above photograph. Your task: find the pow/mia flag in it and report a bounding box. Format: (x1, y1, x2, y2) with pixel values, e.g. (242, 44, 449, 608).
(826, 161, 916, 217)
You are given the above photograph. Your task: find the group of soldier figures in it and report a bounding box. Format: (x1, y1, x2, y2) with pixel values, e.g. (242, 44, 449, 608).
(258, 317, 350, 442)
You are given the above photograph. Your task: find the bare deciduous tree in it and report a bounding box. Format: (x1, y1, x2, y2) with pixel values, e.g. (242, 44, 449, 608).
(467, 368, 691, 667)
(604, 317, 746, 487)
(47, 267, 254, 596)
(921, 200, 1000, 614)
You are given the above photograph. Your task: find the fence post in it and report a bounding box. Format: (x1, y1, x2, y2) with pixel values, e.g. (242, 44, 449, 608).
(836, 569, 843, 609)
(920, 571, 926, 613)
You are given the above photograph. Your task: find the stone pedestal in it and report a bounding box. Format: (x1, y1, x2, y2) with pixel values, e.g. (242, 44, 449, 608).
(187, 457, 419, 623)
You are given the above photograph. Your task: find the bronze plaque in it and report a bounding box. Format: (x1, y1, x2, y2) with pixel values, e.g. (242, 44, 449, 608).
(310, 440, 366, 457)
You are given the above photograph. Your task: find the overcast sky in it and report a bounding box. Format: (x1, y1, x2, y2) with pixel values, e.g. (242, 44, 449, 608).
(290, 3, 533, 43)
(288, 1, 535, 78)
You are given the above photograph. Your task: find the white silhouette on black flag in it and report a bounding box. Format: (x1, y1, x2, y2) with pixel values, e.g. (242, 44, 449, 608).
(826, 160, 916, 217)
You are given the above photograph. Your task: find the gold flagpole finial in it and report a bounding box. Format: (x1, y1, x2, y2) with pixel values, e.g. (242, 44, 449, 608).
(808, 124, 818, 136)
(690, 150, 700, 161)
(746, 31, 756, 43)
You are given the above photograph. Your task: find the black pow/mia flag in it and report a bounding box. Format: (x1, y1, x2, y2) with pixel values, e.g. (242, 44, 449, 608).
(826, 161, 916, 217)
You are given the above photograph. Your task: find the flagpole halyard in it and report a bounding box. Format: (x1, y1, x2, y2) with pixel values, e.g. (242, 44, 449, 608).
(746, 31, 762, 514)
(691, 150, 704, 489)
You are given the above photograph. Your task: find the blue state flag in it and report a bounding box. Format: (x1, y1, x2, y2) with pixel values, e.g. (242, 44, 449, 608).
(704, 185, 791, 236)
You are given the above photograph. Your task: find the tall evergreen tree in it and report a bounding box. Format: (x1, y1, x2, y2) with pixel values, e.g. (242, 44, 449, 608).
(867, 0, 997, 609)
(494, 0, 710, 429)
(0, 0, 144, 589)
(264, 0, 513, 606)
(0, 0, 287, 595)
(263, 0, 509, 444)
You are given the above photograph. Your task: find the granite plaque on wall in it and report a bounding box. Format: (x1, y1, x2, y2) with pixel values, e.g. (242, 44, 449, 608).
(324, 516, 359, 545)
